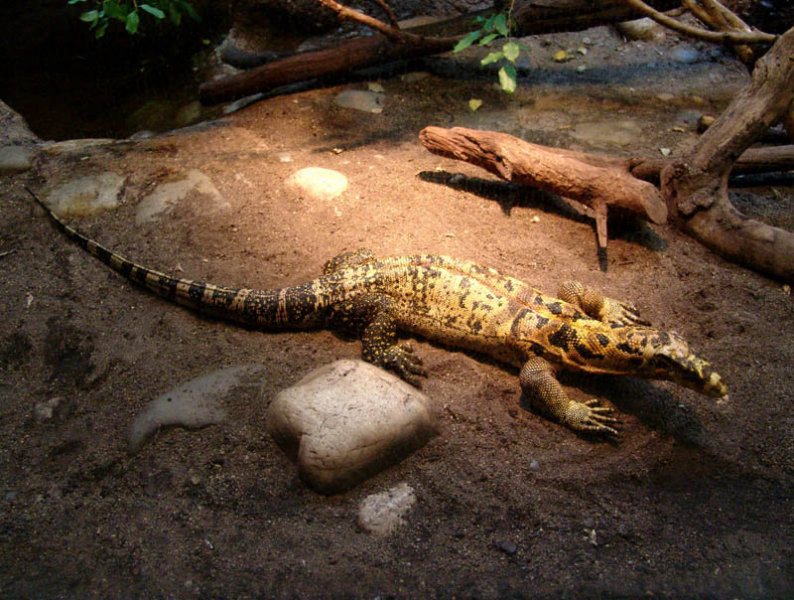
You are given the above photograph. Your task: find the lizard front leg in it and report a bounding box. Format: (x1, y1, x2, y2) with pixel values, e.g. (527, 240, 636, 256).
(558, 280, 650, 327)
(335, 294, 427, 385)
(519, 356, 620, 436)
(361, 309, 427, 385)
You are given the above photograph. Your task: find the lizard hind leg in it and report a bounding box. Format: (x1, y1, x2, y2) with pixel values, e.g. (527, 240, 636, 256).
(519, 356, 620, 436)
(558, 280, 650, 327)
(323, 249, 376, 274)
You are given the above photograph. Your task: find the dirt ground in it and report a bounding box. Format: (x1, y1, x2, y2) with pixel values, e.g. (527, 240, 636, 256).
(1, 25, 793, 599)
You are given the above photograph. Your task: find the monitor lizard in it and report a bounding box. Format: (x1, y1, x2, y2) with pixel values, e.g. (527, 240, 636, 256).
(29, 189, 727, 436)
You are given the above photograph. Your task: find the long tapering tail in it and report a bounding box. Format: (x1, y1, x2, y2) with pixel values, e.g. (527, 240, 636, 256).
(27, 187, 322, 328)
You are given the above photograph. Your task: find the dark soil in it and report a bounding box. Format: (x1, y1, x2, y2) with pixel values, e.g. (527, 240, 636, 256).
(1, 25, 792, 599)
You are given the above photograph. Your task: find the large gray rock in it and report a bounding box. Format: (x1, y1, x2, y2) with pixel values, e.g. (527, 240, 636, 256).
(267, 360, 437, 494)
(0, 145, 34, 175)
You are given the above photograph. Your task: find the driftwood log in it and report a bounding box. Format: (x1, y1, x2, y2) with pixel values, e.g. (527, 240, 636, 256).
(200, 0, 681, 105)
(419, 126, 667, 251)
(419, 24, 794, 281)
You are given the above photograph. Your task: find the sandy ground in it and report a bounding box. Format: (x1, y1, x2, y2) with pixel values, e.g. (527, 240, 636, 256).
(1, 25, 793, 599)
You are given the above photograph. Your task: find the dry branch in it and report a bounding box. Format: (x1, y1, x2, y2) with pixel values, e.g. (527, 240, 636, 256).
(200, 0, 682, 105)
(661, 25, 794, 281)
(419, 126, 667, 250)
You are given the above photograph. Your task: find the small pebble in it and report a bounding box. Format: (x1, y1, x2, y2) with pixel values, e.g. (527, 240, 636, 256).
(494, 539, 518, 555)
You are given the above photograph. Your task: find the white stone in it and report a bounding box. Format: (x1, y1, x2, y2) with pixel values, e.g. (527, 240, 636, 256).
(0, 145, 34, 175)
(334, 90, 384, 114)
(45, 172, 125, 217)
(358, 483, 416, 536)
(286, 167, 348, 202)
(127, 365, 266, 453)
(135, 169, 228, 223)
(267, 360, 437, 495)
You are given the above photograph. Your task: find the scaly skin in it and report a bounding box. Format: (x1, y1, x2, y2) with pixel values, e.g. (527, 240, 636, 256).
(31, 191, 728, 436)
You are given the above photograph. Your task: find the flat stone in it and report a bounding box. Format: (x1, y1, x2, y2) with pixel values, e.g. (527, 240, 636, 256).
(334, 90, 384, 114)
(286, 167, 348, 202)
(127, 365, 266, 454)
(136, 169, 228, 223)
(358, 483, 417, 536)
(0, 145, 34, 175)
(45, 172, 125, 217)
(267, 360, 437, 495)
(569, 120, 643, 148)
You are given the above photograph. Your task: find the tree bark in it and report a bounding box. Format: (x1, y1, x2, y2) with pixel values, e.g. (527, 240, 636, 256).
(200, 0, 681, 105)
(661, 26, 794, 281)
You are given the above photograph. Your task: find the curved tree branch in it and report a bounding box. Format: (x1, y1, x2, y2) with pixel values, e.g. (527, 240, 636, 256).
(622, 0, 777, 44)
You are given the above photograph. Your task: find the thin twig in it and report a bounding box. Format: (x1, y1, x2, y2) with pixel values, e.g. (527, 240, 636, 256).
(313, 0, 458, 46)
(622, 0, 777, 44)
(367, 0, 399, 28)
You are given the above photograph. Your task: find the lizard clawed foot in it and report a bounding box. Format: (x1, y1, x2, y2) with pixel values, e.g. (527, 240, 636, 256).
(605, 299, 651, 327)
(383, 342, 428, 386)
(563, 399, 621, 436)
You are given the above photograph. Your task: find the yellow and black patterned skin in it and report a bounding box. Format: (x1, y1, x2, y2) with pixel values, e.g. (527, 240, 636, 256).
(33, 194, 728, 436)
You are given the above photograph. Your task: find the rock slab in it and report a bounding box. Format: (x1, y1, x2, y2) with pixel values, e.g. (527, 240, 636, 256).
(267, 360, 437, 495)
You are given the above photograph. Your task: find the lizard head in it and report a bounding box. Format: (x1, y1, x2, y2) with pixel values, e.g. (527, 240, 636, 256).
(640, 331, 728, 399)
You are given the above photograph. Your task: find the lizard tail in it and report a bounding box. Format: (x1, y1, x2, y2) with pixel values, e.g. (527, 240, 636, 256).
(26, 187, 321, 329)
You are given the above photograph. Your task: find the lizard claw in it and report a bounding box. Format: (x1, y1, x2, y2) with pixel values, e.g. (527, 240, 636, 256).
(564, 399, 621, 436)
(384, 342, 428, 386)
(607, 300, 651, 327)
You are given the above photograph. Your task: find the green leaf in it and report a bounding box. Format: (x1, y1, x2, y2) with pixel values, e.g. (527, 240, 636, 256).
(140, 4, 166, 19)
(79, 9, 99, 23)
(478, 33, 499, 46)
(125, 10, 139, 34)
(453, 30, 482, 53)
(480, 51, 504, 66)
(493, 13, 509, 37)
(483, 14, 496, 32)
(68, 0, 88, 4)
(168, 4, 182, 25)
(176, 1, 201, 21)
(468, 98, 483, 111)
(498, 63, 517, 94)
(102, 0, 126, 20)
(502, 41, 521, 62)
(95, 20, 109, 38)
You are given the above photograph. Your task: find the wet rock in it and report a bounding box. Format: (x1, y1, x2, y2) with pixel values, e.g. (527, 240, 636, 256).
(128, 365, 266, 454)
(0, 100, 39, 145)
(135, 169, 228, 223)
(357, 483, 416, 536)
(267, 360, 437, 495)
(44, 172, 125, 217)
(286, 167, 348, 202)
(0, 145, 34, 175)
(334, 90, 384, 114)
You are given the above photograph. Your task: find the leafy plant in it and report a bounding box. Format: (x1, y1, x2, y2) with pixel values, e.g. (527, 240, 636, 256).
(67, 0, 199, 38)
(452, 9, 527, 94)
